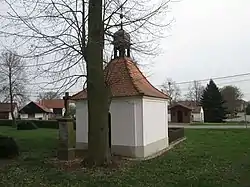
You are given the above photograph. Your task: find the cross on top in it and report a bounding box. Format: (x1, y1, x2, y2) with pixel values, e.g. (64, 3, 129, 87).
(63, 92, 70, 117)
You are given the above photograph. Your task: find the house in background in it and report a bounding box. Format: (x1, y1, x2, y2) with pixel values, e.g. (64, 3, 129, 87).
(0, 103, 18, 119)
(169, 101, 204, 123)
(169, 103, 192, 123)
(235, 99, 248, 112)
(38, 99, 64, 118)
(37, 99, 75, 118)
(19, 101, 52, 120)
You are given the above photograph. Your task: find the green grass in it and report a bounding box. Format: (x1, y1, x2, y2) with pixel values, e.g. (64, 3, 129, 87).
(191, 122, 248, 126)
(1, 127, 250, 186)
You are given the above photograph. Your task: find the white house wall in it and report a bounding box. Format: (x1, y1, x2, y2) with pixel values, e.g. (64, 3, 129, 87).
(134, 98, 143, 147)
(142, 97, 169, 156)
(192, 108, 204, 122)
(20, 113, 48, 120)
(35, 113, 45, 119)
(20, 114, 28, 119)
(142, 98, 168, 145)
(76, 100, 88, 144)
(75, 97, 169, 158)
(192, 113, 201, 122)
(75, 98, 142, 151)
(8, 107, 18, 120)
(110, 98, 137, 146)
(168, 113, 171, 122)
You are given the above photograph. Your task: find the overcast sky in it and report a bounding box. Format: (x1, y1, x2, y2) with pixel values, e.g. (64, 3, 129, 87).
(145, 0, 250, 100)
(1, 0, 250, 101)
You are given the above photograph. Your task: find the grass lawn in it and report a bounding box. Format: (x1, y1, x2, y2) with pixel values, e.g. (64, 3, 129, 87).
(1, 127, 250, 186)
(191, 122, 248, 126)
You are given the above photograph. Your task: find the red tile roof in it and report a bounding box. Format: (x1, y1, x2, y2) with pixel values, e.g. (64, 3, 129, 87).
(0, 103, 17, 112)
(38, 99, 64, 109)
(34, 102, 52, 113)
(169, 101, 202, 113)
(71, 57, 169, 100)
(169, 103, 193, 110)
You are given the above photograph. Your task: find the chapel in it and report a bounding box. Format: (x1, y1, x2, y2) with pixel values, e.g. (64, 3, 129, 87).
(71, 17, 170, 158)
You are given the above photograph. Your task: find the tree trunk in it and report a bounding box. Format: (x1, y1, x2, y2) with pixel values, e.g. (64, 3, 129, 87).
(9, 66, 16, 128)
(86, 0, 110, 166)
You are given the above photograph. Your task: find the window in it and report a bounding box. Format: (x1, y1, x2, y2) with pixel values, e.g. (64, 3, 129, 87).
(28, 113, 35, 119)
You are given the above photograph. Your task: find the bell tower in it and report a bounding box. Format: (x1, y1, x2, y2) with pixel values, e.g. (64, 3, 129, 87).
(112, 7, 131, 58)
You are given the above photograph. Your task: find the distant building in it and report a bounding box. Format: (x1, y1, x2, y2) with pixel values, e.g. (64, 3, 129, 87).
(19, 101, 52, 120)
(37, 99, 75, 118)
(38, 99, 65, 118)
(0, 103, 18, 119)
(235, 99, 248, 112)
(168, 101, 204, 123)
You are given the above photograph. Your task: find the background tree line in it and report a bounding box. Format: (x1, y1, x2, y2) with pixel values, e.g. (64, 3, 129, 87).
(161, 77, 246, 122)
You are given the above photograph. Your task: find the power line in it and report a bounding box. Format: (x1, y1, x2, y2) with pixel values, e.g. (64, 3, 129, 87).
(175, 72, 250, 85)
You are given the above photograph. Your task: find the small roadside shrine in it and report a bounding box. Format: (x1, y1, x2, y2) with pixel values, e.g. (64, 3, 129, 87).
(71, 23, 169, 158)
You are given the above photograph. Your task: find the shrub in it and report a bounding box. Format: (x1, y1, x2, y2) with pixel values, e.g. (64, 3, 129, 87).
(0, 119, 12, 127)
(0, 135, 19, 159)
(34, 120, 58, 129)
(17, 121, 38, 130)
(0, 119, 76, 129)
(168, 128, 184, 143)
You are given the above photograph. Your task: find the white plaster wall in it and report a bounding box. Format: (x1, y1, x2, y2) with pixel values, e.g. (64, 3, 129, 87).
(8, 112, 12, 120)
(201, 107, 204, 122)
(75, 97, 141, 147)
(142, 97, 168, 146)
(35, 113, 45, 119)
(8, 107, 18, 119)
(168, 113, 171, 122)
(134, 98, 143, 146)
(193, 113, 201, 122)
(76, 100, 88, 144)
(20, 114, 28, 119)
(20, 113, 48, 120)
(192, 108, 204, 122)
(111, 98, 137, 146)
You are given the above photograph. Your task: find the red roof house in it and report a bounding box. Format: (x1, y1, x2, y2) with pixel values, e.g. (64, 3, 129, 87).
(0, 103, 18, 119)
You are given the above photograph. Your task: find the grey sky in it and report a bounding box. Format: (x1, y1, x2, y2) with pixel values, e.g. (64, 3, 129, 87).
(145, 0, 250, 100)
(1, 0, 250, 101)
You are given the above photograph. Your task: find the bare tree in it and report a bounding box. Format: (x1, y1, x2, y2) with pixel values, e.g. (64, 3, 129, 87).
(0, 50, 28, 126)
(68, 103, 76, 118)
(185, 80, 204, 104)
(0, 0, 172, 165)
(37, 91, 61, 100)
(161, 78, 181, 104)
(220, 85, 243, 115)
(0, 0, 171, 90)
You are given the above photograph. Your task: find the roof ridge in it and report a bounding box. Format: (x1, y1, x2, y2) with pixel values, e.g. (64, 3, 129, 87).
(71, 57, 169, 100)
(124, 58, 144, 95)
(34, 102, 51, 113)
(126, 58, 168, 98)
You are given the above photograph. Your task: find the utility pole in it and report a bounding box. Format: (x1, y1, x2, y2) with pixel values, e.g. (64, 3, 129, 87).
(168, 81, 172, 105)
(244, 102, 247, 128)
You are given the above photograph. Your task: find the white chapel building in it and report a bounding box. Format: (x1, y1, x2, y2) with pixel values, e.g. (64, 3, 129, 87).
(71, 26, 170, 158)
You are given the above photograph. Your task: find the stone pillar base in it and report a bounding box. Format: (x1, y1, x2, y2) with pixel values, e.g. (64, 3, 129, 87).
(57, 148, 75, 161)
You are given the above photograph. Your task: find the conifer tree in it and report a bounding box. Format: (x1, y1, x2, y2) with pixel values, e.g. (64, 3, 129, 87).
(201, 79, 226, 122)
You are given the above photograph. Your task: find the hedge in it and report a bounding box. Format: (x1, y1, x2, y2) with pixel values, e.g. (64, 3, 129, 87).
(168, 128, 184, 143)
(17, 121, 38, 130)
(0, 119, 76, 129)
(0, 135, 19, 158)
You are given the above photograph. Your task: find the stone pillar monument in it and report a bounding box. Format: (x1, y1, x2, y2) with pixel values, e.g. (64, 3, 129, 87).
(57, 92, 75, 160)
